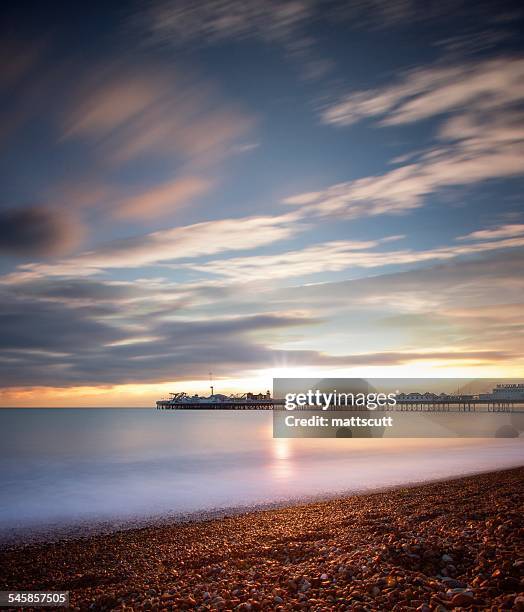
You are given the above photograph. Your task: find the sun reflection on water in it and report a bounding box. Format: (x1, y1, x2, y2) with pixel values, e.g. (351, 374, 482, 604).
(270, 436, 295, 479)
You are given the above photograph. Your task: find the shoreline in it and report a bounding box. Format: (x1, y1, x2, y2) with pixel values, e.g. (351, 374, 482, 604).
(1, 464, 522, 549)
(1, 467, 523, 610)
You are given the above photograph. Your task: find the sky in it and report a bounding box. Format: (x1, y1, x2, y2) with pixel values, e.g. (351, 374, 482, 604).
(1, 0, 524, 406)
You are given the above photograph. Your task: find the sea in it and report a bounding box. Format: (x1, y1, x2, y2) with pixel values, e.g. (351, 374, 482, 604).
(0, 409, 523, 539)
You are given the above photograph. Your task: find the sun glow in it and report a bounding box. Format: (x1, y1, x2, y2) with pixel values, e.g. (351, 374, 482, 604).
(0, 360, 520, 407)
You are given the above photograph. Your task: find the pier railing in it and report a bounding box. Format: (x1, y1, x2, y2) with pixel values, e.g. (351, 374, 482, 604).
(156, 399, 524, 412)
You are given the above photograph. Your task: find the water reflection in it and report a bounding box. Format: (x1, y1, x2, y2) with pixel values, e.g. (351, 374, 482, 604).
(0, 409, 522, 530)
(270, 437, 294, 480)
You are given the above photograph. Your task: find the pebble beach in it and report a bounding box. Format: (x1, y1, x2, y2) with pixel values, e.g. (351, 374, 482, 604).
(1, 467, 523, 611)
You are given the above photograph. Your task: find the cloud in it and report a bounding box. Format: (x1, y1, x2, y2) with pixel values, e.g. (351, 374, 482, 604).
(457, 224, 524, 241)
(279, 249, 524, 316)
(326, 0, 515, 32)
(0, 207, 84, 256)
(322, 56, 524, 127)
(313, 349, 514, 365)
(7, 218, 523, 286)
(142, 0, 314, 46)
(182, 237, 398, 280)
(113, 176, 213, 219)
(367, 250, 524, 306)
(0, 45, 259, 268)
(0, 297, 126, 353)
(0, 293, 320, 387)
(0, 37, 46, 90)
(44, 60, 254, 230)
(0, 38, 64, 146)
(285, 56, 524, 220)
(182, 232, 524, 282)
(1, 212, 305, 282)
(284, 166, 427, 217)
(9, 278, 138, 303)
(62, 64, 252, 167)
(1, 247, 522, 389)
(135, 0, 338, 82)
(437, 108, 524, 149)
(265, 249, 524, 366)
(284, 116, 524, 218)
(0, 283, 513, 389)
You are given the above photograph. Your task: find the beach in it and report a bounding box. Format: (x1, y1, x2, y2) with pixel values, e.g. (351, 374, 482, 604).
(1, 468, 522, 611)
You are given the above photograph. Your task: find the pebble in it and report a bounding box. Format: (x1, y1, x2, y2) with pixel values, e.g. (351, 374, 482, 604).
(441, 577, 466, 588)
(0, 468, 522, 611)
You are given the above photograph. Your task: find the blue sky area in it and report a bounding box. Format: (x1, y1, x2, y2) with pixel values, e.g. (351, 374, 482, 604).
(1, 0, 524, 404)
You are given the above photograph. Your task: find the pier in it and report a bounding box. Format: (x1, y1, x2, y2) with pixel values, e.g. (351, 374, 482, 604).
(156, 398, 524, 412)
(156, 399, 280, 410)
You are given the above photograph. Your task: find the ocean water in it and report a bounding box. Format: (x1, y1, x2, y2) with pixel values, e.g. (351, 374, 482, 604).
(0, 409, 523, 532)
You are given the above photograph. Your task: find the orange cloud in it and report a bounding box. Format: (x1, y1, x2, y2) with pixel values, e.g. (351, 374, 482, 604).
(62, 63, 253, 167)
(114, 176, 213, 219)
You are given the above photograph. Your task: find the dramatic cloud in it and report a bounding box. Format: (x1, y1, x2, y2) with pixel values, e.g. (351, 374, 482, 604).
(0, 207, 84, 256)
(0, 295, 320, 386)
(2, 2, 524, 401)
(0, 298, 126, 353)
(1, 244, 523, 390)
(0, 287, 513, 389)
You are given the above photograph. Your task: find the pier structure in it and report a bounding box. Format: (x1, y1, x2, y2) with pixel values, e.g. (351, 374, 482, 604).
(156, 397, 523, 412)
(390, 398, 521, 412)
(156, 398, 279, 410)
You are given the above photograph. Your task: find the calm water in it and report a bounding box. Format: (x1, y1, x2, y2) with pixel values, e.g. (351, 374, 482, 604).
(0, 409, 523, 532)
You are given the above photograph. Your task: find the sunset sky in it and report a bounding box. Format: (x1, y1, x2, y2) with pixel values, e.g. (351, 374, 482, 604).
(1, 0, 524, 406)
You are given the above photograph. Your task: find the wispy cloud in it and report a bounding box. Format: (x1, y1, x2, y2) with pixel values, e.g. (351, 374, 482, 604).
(5, 218, 524, 287)
(284, 56, 524, 221)
(62, 62, 253, 167)
(287, 99, 524, 219)
(1, 212, 306, 282)
(268, 249, 524, 368)
(1, 52, 255, 256)
(182, 237, 402, 280)
(135, 0, 340, 82)
(182, 233, 524, 282)
(322, 56, 524, 126)
(457, 224, 524, 241)
(113, 176, 213, 219)
(142, 0, 314, 46)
